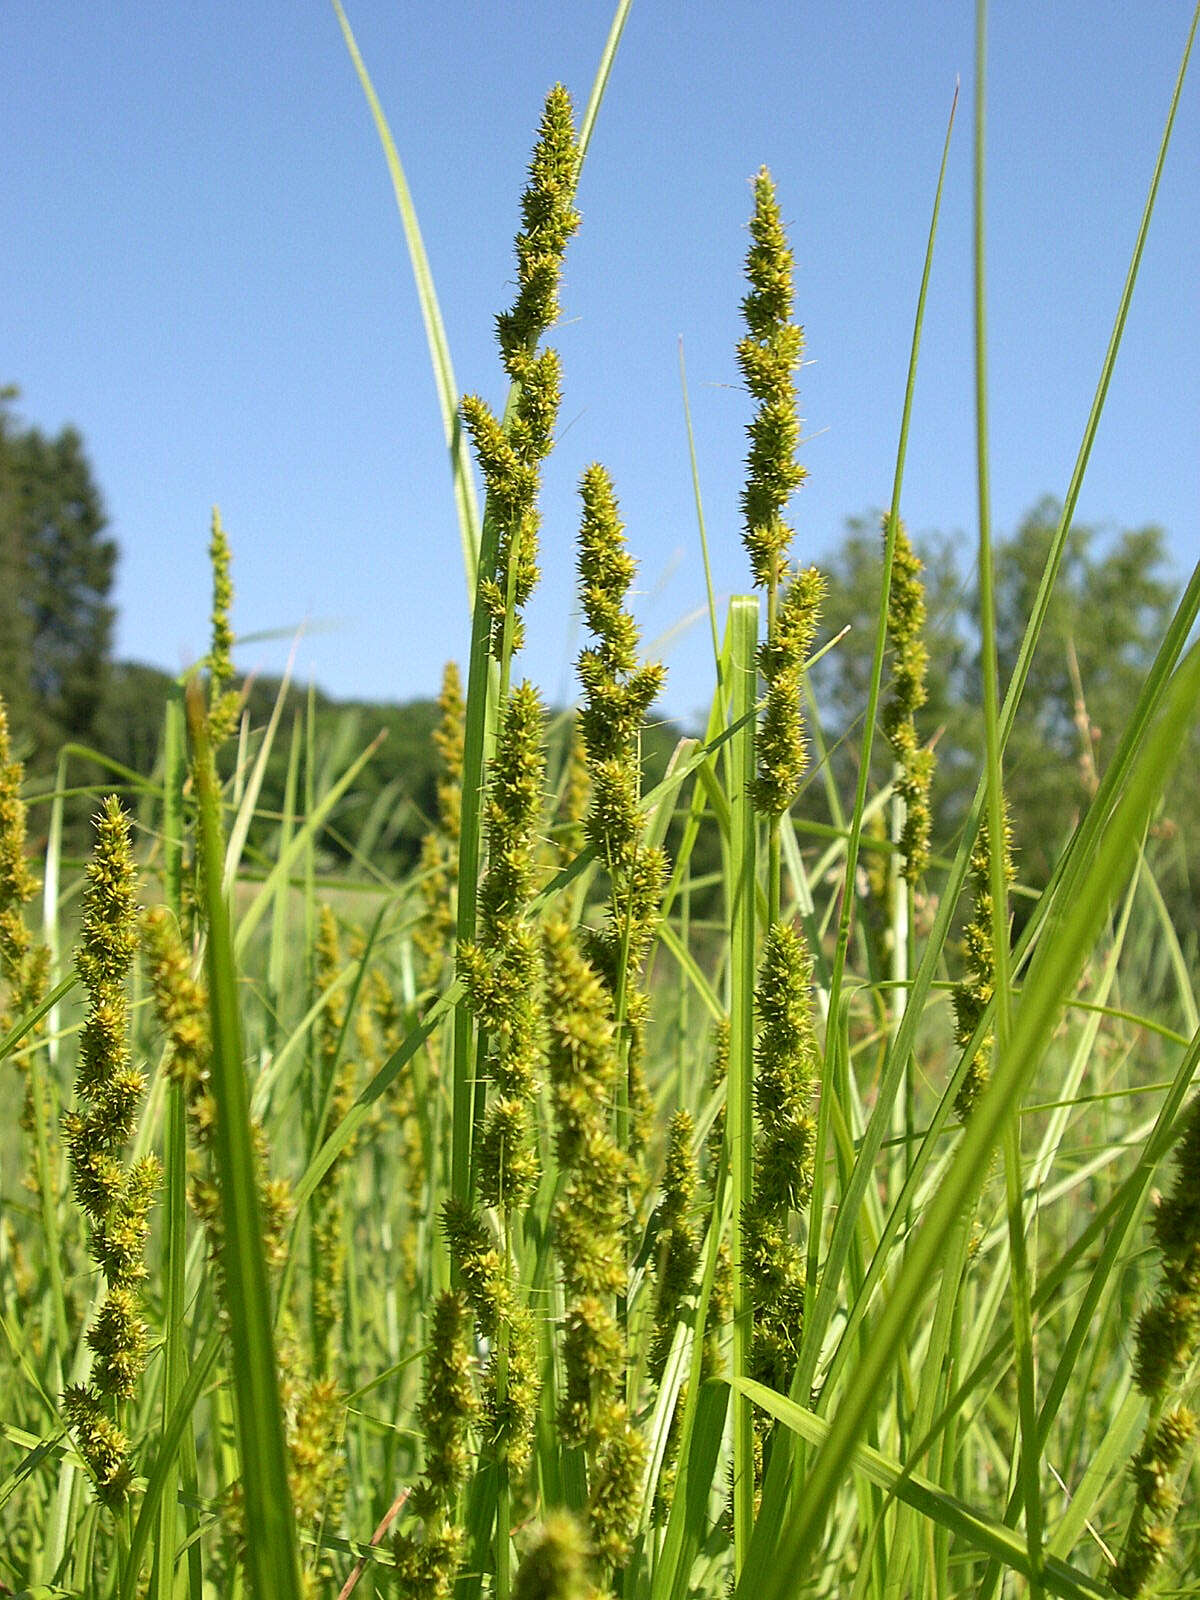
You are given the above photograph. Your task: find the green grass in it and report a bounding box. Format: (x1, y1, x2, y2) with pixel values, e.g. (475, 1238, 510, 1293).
(1, 4, 1200, 1598)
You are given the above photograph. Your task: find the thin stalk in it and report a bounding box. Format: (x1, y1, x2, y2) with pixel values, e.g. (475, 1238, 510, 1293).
(149, 683, 189, 1600)
(973, 7, 1040, 1589)
(187, 683, 304, 1600)
(678, 337, 723, 685)
(727, 596, 759, 1576)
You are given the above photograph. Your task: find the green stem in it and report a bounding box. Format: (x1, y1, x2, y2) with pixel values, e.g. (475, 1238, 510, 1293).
(727, 597, 759, 1576)
(495, 1200, 513, 1600)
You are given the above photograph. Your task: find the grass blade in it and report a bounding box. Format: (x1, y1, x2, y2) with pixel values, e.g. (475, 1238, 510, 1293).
(757, 641, 1200, 1597)
(187, 683, 304, 1600)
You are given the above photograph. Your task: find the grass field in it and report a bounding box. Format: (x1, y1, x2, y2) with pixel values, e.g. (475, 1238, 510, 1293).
(2, 3, 1200, 1597)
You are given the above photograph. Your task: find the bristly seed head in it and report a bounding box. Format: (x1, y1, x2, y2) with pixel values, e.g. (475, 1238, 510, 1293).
(463, 86, 581, 661)
(881, 516, 936, 883)
(738, 168, 807, 593)
(63, 798, 159, 1508)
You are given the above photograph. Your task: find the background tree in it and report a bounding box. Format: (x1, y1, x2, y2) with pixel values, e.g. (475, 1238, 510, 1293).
(811, 501, 1196, 935)
(0, 389, 116, 764)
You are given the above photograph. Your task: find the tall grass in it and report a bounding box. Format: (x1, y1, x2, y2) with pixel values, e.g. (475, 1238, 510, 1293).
(1, 4, 1199, 1598)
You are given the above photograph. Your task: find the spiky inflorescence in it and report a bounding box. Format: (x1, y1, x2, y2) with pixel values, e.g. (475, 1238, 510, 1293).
(646, 1112, 704, 1523)
(416, 662, 466, 989)
(460, 681, 546, 1211)
(0, 698, 51, 1180)
(881, 517, 935, 882)
(1112, 1095, 1200, 1593)
(443, 1198, 539, 1480)
(61, 798, 159, 1507)
(556, 718, 591, 866)
(743, 924, 817, 1396)
(453, 683, 546, 1489)
(310, 904, 358, 1376)
(542, 918, 645, 1568)
(736, 167, 821, 821)
(649, 1112, 700, 1382)
(704, 1017, 731, 1184)
(394, 1291, 479, 1600)
(574, 464, 667, 1165)
(951, 807, 1014, 1122)
(1112, 1408, 1196, 1597)
(463, 85, 580, 658)
(751, 565, 825, 818)
(737, 168, 806, 594)
(512, 1511, 592, 1600)
(0, 698, 47, 1026)
(700, 1018, 734, 1380)
(206, 508, 241, 747)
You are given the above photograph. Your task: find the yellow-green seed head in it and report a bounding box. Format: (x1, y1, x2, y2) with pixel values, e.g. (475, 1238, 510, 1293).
(752, 565, 825, 817)
(738, 169, 807, 591)
(513, 1511, 592, 1600)
(881, 518, 936, 882)
(952, 806, 1014, 1123)
(495, 85, 581, 368)
(206, 507, 240, 746)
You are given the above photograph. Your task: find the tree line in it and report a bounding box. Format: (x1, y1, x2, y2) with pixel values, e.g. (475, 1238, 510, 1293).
(2, 391, 1194, 943)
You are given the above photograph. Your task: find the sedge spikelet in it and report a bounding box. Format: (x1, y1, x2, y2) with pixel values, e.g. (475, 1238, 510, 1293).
(310, 904, 357, 1376)
(542, 917, 644, 1567)
(452, 683, 547, 1500)
(751, 565, 825, 818)
(442, 1199, 538, 1479)
(461, 682, 546, 1210)
(512, 1511, 592, 1600)
(206, 507, 241, 747)
(574, 464, 667, 1171)
(1113, 1094, 1200, 1592)
(736, 172, 823, 1416)
(737, 168, 806, 594)
(646, 1112, 704, 1523)
(649, 1111, 700, 1382)
(0, 696, 52, 1194)
(0, 696, 48, 1028)
(62, 797, 158, 1506)
(556, 717, 591, 865)
(394, 1291, 478, 1600)
(881, 516, 935, 882)
(1113, 1407, 1197, 1597)
(952, 806, 1015, 1121)
(743, 924, 817, 1395)
(416, 661, 465, 989)
(463, 86, 580, 658)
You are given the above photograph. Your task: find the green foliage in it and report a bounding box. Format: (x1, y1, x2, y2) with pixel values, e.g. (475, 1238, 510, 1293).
(3, 18, 1200, 1600)
(0, 391, 116, 761)
(814, 503, 1197, 924)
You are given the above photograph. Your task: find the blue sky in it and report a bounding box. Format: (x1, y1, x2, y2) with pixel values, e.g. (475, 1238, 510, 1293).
(5, 2, 1197, 726)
